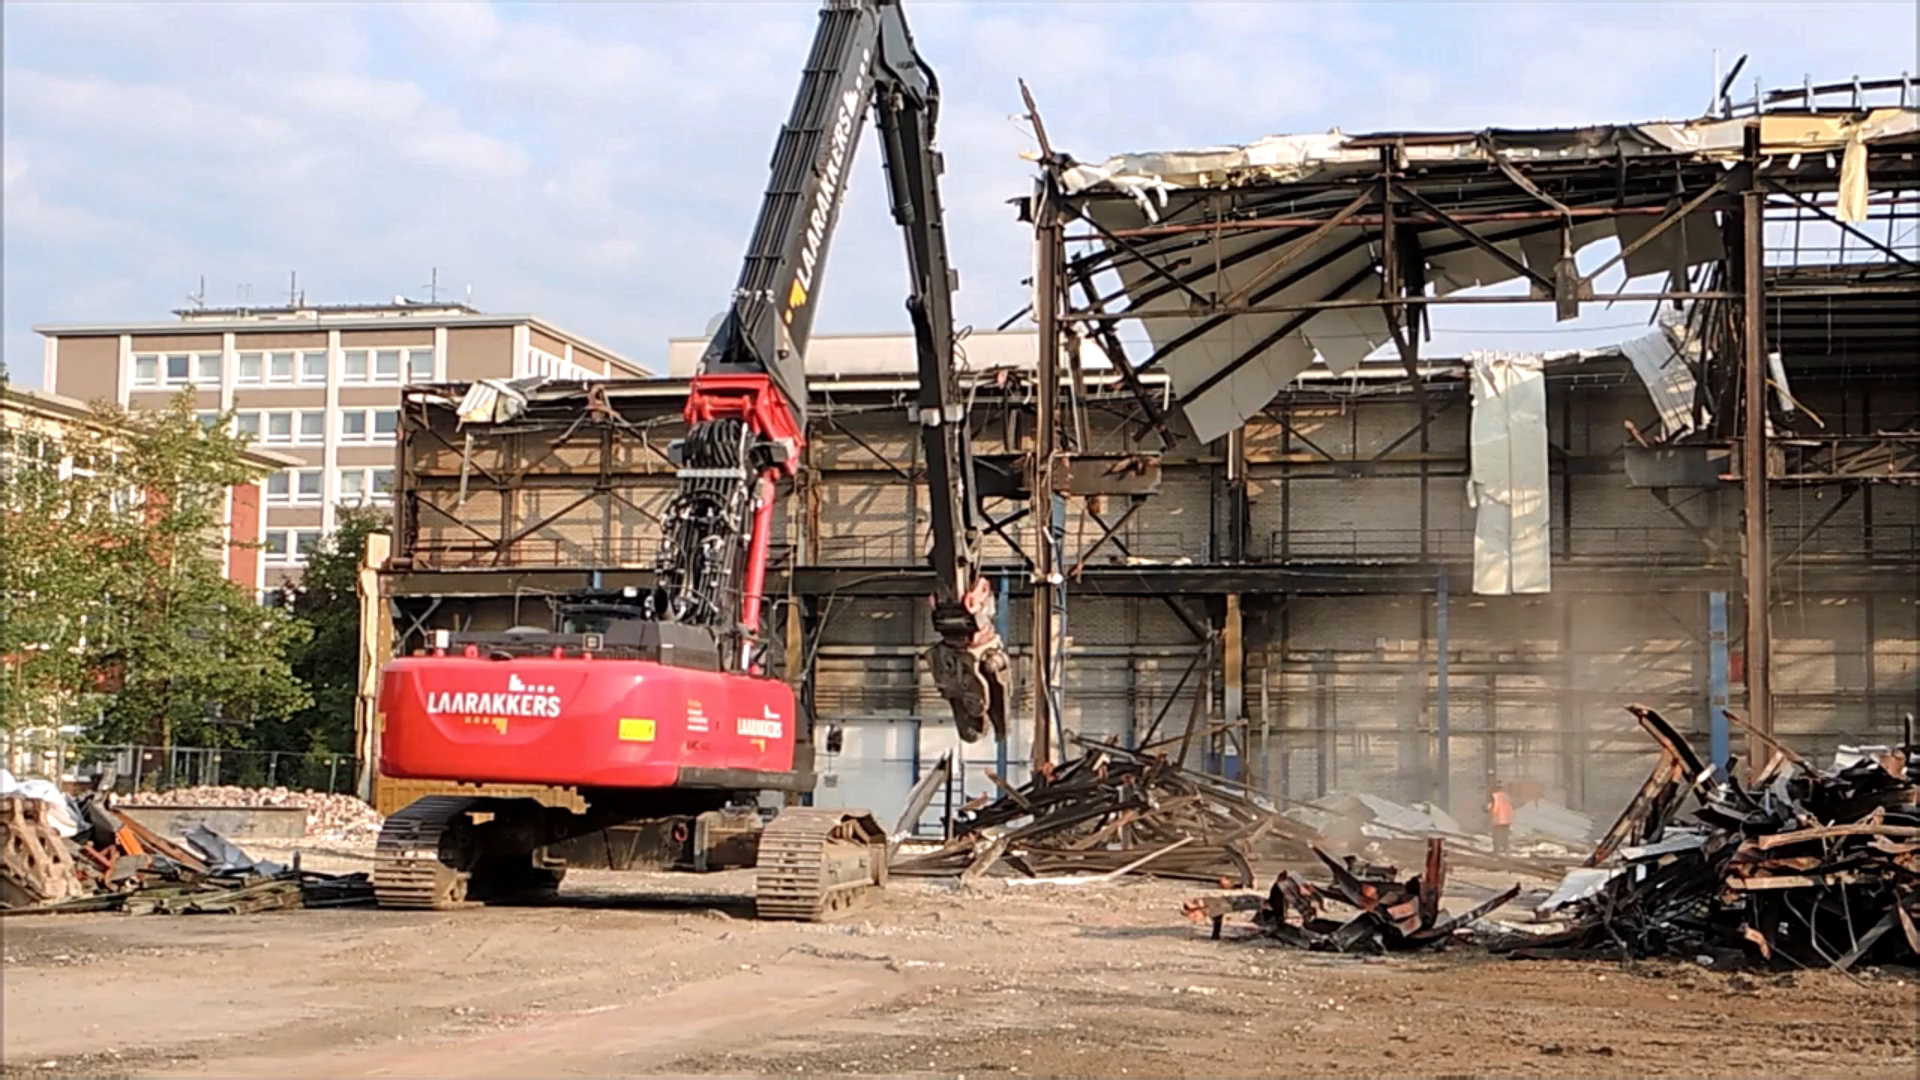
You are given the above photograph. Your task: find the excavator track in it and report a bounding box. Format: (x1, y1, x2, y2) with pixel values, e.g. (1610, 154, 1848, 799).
(754, 808, 887, 922)
(372, 796, 481, 911)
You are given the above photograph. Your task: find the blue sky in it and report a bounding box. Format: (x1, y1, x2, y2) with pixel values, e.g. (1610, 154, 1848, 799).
(4, 1, 1913, 387)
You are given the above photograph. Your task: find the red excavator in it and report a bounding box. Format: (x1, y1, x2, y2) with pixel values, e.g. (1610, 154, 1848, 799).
(371, 0, 1011, 920)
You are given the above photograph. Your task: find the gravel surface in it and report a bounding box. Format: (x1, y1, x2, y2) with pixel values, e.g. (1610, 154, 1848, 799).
(2, 861, 1914, 1079)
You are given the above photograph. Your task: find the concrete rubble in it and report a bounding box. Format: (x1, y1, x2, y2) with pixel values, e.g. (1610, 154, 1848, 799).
(114, 785, 385, 844)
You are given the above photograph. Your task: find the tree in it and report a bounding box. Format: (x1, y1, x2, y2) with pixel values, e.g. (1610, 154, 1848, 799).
(274, 504, 391, 756)
(1, 404, 116, 737)
(21, 393, 312, 751)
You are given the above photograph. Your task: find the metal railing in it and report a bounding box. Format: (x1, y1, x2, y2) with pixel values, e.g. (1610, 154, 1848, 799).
(3, 741, 362, 794)
(1264, 524, 1920, 566)
(406, 520, 1917, 573)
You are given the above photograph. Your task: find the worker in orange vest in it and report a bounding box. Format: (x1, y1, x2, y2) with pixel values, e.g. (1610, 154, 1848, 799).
(1488, 781, 1514, 854)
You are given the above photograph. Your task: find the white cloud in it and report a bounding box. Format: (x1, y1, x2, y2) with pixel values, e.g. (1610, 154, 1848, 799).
(3, 0, 1914, 393)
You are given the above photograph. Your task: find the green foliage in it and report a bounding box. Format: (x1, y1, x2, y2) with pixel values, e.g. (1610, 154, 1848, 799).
(2, 390, 312, 747)
(1, 410, 113, 734)
(274, 503, 391, 755)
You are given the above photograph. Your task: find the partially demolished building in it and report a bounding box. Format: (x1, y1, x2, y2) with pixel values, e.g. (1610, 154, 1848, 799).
(372, 77, 1920, 833)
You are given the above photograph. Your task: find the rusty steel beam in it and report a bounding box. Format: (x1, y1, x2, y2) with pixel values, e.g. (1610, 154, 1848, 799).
(1219, 189, 1376, 308)
(1578, 173, 1735, 290)
(1178, 264, 1378, 407)
(1067, 498, 1143, 580)
(1741, 126, 1774, 781)
(1099, 203, 1681, 240)
(1071, 272, 1178, 449)
(1396, 183, 1558, 298)
(1059, 290, 1742, 323)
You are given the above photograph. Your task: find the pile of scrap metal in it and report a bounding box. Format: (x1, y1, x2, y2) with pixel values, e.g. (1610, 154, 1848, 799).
(1492, 704, 1920, 971)
(0, 788, 372, 916)
(1182, 838, 1522, 953)
(1283, 790, 1587, 878)
(888, 738, 1318, 886)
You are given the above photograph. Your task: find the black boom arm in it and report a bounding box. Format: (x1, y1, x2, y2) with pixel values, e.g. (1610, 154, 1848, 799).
(681, 0, 1010, 743)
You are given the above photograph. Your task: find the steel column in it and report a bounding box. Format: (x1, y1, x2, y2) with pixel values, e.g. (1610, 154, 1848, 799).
(1435, 565, 1451, 812)
(995, 572, 1011, 782)
(1031, 183, 1064, 769)
(1709, 590, 1731, 776)
(1740, 129, 1773, 779)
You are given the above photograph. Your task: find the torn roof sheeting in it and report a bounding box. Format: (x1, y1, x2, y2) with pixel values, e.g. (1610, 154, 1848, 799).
(1054, 103, 1920, 444)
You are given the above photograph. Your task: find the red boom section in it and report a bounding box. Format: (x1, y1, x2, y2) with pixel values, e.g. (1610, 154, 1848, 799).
(684, 372, 804, 674)
(378, 655, 798, 788)
(684, 374, 805, 473)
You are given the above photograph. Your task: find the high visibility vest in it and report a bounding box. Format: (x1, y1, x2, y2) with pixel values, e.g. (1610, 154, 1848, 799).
(1489, 791, 1514, 826)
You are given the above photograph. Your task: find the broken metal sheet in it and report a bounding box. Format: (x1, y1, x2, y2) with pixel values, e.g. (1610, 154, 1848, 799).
(1618, 316, 1706, 439)
(1617, 830, 1712, 861)
(455, 376, 548, 427)
(1612, 212, 1728, 281)
(1511, 799, 1596, 846)
(1634, 107, 1920, 159)
(1536, 866, 1624, 915)
(1467, 351, 1551, 595)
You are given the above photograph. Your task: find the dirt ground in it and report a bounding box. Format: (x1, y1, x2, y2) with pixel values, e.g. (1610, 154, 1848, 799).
(3, 842, 1916, 1079)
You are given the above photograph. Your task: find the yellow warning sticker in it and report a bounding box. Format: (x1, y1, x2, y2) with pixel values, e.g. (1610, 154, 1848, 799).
(617, 718, 656, 743)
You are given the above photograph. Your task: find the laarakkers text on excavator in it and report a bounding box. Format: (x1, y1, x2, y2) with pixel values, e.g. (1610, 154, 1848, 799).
(370, 0, 1012, 921)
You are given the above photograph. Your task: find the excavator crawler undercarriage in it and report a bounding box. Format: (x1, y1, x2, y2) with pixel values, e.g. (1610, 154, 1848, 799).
(372, 796, 887, 922)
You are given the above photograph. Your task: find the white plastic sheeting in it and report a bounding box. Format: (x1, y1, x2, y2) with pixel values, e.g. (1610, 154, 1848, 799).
(0, 768, 81, 838)
(1467, 351, 1551, 595)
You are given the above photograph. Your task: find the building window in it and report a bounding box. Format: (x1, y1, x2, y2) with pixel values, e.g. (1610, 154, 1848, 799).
(268, 468, 328, 506)
(340, 346, 430, 384)
(234, 411, 261, 438)
(522, 346, 597, 381)
(296, 411, 326, 444)
(299, 351, 328, 384)
(133, 350, 224, 388)
(337, 467, 397, 505)
(264, 412, 293, 444)
(339, 408, 399, 443)
(262, 529, 324, 566)
(287, 469, 322, 504)
(194, 411, 221, 430)
(268, 352, 296, 384)
(237, 352, 263, 384)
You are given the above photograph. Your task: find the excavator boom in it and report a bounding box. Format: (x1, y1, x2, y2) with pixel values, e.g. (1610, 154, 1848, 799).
(664, 0, 1010, 742)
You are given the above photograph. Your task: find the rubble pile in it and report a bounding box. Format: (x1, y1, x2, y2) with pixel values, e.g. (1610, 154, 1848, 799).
(115, 786, 384, 843)
(1489, 705, 1920, 971)
(0, 787, 373, 916)
(890, 738, 1322, 886)
(1182, 837, 1520, 953)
